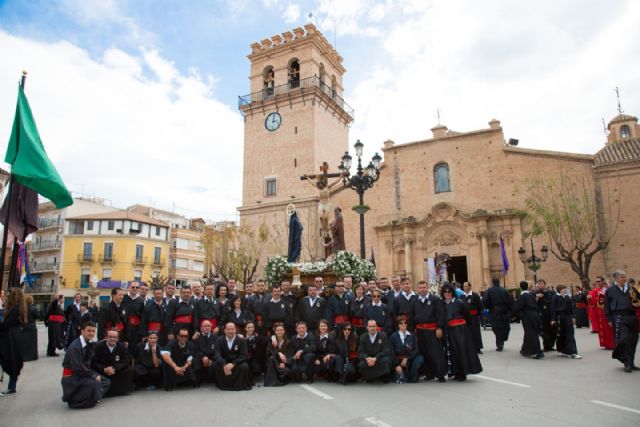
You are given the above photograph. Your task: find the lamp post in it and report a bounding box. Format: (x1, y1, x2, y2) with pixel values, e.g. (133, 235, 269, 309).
(339, 140, 382, 259)
(517, 237, 549, 283)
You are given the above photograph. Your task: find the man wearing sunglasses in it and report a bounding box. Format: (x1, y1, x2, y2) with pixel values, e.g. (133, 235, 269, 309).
(161, 327, 197, 391)
(123, 282, 145, 350)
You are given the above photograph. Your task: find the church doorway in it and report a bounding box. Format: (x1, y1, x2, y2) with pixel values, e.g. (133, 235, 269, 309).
(447, 256, 468, 284)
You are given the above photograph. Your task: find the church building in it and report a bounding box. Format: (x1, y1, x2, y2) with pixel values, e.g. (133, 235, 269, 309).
(238, 25, 639, 290)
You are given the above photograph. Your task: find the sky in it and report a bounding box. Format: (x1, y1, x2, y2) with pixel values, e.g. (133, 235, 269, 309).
(0, 0, 638, 222)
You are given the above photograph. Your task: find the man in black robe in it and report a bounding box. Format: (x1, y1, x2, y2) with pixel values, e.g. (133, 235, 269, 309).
(392, 277, 416, 328)
(194, 320, 217, 384)
(61, 322, 110, 409)
(133, 331, 163, 390)
(45, 295, 65, 356)
(410, 280, 447, 382)
(535, 280, 557, 351)
(264, 285, 293, 332)
(64, 293, 82, 349)
(358, 320, 392, 382)
(98, 288, 127, 342)
(460, 282, 484, 354)
(213, 322, 252, 390)
(123, 282, 145, 350)
(248, 280, 270, 334)
(289, 321, 316, 383)
(165, 287, 195, 340)
(193, 283, 221, 335)
(605, 270, 639, 373)
(325, 281, 352, 331)
(572, 286, 590, 328)
(161, 327, 198, 390)
(143, 287, 167, 345)
(551, 285, 581, 358)
(483, 277, 512, 351)
(295, 284, 326, 333)
(92, 328, 133, 396)
(512, 281, 544, 359)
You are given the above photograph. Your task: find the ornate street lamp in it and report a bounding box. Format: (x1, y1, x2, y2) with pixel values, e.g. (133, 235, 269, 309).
(340, 140, 382, 258)
(518, 237, 549, 283)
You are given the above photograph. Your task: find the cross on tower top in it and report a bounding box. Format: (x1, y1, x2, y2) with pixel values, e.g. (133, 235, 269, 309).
(615, 86, 623, 114)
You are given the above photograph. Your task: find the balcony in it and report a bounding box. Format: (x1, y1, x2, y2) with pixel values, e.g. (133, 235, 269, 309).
(99, 254, 116, 264)
(25, 283, 57, 294)
(132, 256, 147, 266)
(238, 76, 354, 120)
(152, 257, 166, 266)
(38, 217, 64, 229)
(30, 240, 62, 252)
(77, 254, 94, 263)
(31, 263, 58, 273)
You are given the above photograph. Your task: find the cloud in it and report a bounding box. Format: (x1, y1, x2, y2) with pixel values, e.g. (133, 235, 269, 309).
(343, 0, 640, 161)
(283, 3, 301, 24)
(0, 30, 243, 221)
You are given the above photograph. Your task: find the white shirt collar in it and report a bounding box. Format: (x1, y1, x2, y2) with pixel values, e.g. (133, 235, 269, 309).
(369, 333, 378, 342)
(107, 344, 116, 352)
(144, 342, 150, 351)
(521, 290, 529, 294)
(372, 302, 381, 307)
(297, 332, 308, 339)
(270, 298, 281, 303)
(319, 333, 329, 339)
(80, 335, 88, 348)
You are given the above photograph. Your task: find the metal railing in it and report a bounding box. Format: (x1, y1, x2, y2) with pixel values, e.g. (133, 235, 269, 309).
(152, 257, 166, 266)
(238, 76, 354, 118)
(99, 254, 115, 263)
(77, 254, 94, 263)
(38, 217, 64, 229)
(25, 283, 57, 294)
(31, 263, 58, 273)
(30, 240, 62, 251)
(133, 256, 148, 265)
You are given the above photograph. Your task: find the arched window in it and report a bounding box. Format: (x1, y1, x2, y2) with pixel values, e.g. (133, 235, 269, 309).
(331, 75, 337, 99)
(319, 63, 326, 85)
(263, 66, 274, 97)
(434, 163, 451, 193)
(288, 59, 300, 88)
(620, 125, 631, 139)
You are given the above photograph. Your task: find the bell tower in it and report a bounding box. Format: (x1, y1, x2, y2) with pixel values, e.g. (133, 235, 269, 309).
(237, 24, 353, 260)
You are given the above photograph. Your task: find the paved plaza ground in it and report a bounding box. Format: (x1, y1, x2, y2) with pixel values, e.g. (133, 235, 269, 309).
(0, 323, 638, 427)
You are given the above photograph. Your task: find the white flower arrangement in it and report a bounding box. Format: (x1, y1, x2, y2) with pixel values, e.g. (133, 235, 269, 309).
(290, 261, 329, 275)
(331, 250, 377, 282)
(264, 256, 291, 285)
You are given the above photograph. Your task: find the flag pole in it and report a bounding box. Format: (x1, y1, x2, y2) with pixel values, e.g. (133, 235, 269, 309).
(0, 71, 27, 291)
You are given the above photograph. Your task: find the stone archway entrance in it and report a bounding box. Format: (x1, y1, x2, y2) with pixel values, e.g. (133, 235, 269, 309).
(448, 256, 468, 284)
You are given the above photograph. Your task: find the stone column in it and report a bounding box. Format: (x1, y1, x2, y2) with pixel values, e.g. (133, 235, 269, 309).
(511, 218, 527, 283)
(403, 235, 414, 284)
(478, 228, 491, 286)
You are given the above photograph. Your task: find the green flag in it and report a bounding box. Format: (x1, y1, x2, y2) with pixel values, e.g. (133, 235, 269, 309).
(5, 87, 73, 209)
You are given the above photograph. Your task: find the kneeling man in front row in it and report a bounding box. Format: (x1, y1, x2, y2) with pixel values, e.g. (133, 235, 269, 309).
(358, 320, 392, 382)
(92, 328, 133, 397)
(161, 327, 198, 390)
(61, 321, 111, 409)
(213, 322, 252, 391)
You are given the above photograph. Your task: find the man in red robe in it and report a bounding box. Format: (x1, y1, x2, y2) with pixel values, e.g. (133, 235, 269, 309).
(597, 281, 615, 350)
(587, 277, 604, 333)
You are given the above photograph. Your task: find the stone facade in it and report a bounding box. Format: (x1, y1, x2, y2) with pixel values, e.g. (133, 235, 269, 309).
(239, 26, 639, 290)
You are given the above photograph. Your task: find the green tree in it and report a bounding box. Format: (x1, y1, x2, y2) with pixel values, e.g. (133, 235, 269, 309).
(521, 172, 621, 288)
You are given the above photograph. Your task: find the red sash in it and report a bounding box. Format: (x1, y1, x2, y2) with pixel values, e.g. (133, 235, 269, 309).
(127, 315, 141, 326)
(48, 314, 65, 323)
(334, 315, 350, 324)
(255, 314, 263, 322)
(448, 319, 466, 327)
(175, 315, 193, 324)
(416, 322, 437, 330)
(575, 302, 586, 308)
(376, 326, 383, 332)
(469, 309, 479, 316)
(106, 321, 124, 331)
(62, 368, 74, 378)
(147, 322, 163, 332)
(348, 351, 359, 360)
(351, 317, 364, 327)
(200, 318, 218, 329)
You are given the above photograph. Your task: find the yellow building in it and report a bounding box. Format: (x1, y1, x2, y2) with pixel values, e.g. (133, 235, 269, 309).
(61, 210, 170, 301)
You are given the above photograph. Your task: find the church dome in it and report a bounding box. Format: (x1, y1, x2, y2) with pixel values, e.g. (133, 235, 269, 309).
(607, 113, 638, 130)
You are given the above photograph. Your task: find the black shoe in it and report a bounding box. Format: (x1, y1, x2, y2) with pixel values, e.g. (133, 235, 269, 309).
(496, 347, 503, 352)
(47, 353, 59, 357)
(631, 366, 640, 371)
(455, 375, 467, 382)
(624, 365, 632, 373)
(0, 390, 16, 396)
(533, 353, 544, 359)
(437, 377, 446, 383)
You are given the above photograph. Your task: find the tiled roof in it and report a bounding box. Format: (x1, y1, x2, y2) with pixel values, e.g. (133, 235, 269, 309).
(593, 138, 640, 167)
(607, 113, 638, 129)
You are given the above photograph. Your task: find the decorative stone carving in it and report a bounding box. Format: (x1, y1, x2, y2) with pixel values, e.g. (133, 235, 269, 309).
(433, 231, 462, 246)
(488, 231, 498, 243)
